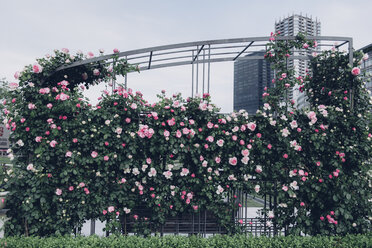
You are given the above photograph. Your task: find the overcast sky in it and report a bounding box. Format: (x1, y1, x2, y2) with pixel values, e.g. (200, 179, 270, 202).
(1, 0, 371, 112)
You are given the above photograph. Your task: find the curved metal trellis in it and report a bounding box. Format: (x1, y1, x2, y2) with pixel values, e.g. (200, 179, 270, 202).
(56, 36, 353, 98)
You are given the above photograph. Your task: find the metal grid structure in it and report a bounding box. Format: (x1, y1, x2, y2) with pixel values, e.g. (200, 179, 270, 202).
(57, 36, 353, 97)
(86, 190, 281, 237)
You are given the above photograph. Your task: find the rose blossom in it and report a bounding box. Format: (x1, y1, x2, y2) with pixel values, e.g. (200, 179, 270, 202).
(241, 149, 249, 157)
(55, 188, 62, 196)
(180, 168, 189, 176)
(50, 140, 57, 147)
(32, 63, 43, 73)
(28, 103, 36, 110)
(55, 92, 70, 101)
(254, 185, 260, 193)
(26, 163, 34, 171)
(91, 151, 98, 158)
(9, 82, 19, 91)
(229, 157, 237, 166)
(216, 139, 224, 147)
(247, 122, 256, 131)
(351, 67, 361, 76)
(241, 156, 249, 164)
(65, 151, 72, 157)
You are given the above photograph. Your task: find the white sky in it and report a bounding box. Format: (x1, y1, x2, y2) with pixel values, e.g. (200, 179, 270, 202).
(1, 0, 371, 112)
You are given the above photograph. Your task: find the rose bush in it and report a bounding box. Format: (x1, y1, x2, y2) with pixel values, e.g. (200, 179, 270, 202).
(1, 35, 371, 236)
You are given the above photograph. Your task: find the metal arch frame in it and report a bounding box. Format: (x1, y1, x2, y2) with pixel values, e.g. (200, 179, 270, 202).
(56, 36, 353, 96)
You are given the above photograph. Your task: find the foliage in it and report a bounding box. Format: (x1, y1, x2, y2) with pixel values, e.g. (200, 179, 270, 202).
(0, 35, 371, 237)
(0, 234, 371, 248)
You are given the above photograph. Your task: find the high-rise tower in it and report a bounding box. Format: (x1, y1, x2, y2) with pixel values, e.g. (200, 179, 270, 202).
(275, 14, 321, 109)
(233, 51, 273, 115)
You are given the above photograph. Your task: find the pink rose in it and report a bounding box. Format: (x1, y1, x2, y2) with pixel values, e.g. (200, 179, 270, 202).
(176, 130, 182, 138)
(55, 188, 62, 195)
(351, 67, 360, 76)
(167, 118, 175, 126)
(241, 149, 249, 157)
(47, 103, 53, 109)
(32, 64, 43, 73)
(164, 130, 170, 137)
(55, 92, 70, 101)
(215, 157, 221, 164)
(9, 82, 19, 91)
(93, 69, 100, 76)
(247, 122, 256, 131)
(104, 156, 109, 161)
(28, 103, 36, 110)
(91, 151, 98, 158)
(87, 52, 94, 58)
(113, 48, 119, 53)
(103, 210, 107, 215)
(216, 139, 224, 147)
(69, 186, 74, 191)
(241, 156, 249, 164)
(65, 151, 72, 157)
(79, 182, 85, 188)
(50, 140, 58, 147)
(14, 71, 20, 79)
(229, 157, 237, 166)
(35, 136, 42, 142)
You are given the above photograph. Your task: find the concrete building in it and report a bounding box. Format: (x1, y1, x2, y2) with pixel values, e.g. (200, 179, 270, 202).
(359, 43, 372, 98)
(275, 14, 321, 109)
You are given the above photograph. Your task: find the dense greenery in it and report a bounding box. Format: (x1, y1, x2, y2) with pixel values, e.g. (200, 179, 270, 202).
(1, 234, 371, 248)
(1, 34, 371, 237)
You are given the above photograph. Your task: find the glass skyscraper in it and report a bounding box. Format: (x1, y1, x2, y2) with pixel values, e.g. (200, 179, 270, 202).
(233, 51, 273, 115)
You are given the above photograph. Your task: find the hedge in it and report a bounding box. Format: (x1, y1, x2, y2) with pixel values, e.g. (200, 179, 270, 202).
(0, 234, 371, 248)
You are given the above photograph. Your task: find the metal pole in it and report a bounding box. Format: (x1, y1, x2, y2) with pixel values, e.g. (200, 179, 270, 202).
(208, 44, 211, 93)
(192, 50, 194, 98)
(112, 58, 115, 94)
(196, 46, 199, 95)
(348, 39, 354, 111)
(124, 56, 128, 90)
(90, 219, 96, 235)
(202, 49, 205, 94)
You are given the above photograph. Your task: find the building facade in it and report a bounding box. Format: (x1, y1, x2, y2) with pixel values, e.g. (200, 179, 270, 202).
(359, 43, 372, 98)
(275, 14, 321, 109)
(233, 51, 273, 115)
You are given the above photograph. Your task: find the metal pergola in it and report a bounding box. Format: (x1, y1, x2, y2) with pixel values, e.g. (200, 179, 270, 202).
(57, 36, 353, 97)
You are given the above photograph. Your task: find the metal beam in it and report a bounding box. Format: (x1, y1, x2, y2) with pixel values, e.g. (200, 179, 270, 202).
(335, 41, 348, 49)
(55, 36, 353, 72)
(192, 45, 205, 63)
(233, 41, 254, 60)
(148, 51, 153, 69)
